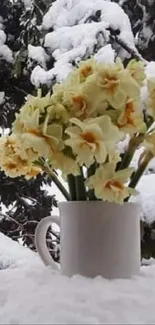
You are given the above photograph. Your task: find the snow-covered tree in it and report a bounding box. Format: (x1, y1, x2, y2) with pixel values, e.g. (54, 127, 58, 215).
(29, 0, 143, 90)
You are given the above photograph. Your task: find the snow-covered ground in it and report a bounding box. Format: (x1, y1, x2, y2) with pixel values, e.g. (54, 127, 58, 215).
(0, 232, 155, 324)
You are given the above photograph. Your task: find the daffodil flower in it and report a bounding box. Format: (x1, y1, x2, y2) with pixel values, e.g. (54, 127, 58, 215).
(0, 134, 37, 178)
(86, 163, 136, 204)
(23, 90, 52, 113)
(47, 102, 69, 124)
(0, 58, 150, 201)
(65, 116, 123, 167)
(63, 87, 99, 119)
(13, 107, 40, 134)
(94, 62, 140, 109)
(126, 60, 146, 86)
(78, 59, 97, 82)
(116, 98, 146, 134)
(143, 133, 155, 156)
(13, 91, 57, 133)
(51, 152, 80, 178)
(25, 165, 42, 179)
(13, 104, 64, 158)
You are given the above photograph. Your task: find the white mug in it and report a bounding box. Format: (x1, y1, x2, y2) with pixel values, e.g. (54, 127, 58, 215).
(35, 201, 141, 278)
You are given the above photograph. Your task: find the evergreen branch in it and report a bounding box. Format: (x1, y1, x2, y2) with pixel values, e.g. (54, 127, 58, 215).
(0, 213, 21, 227)
(109, 28, 146, 61)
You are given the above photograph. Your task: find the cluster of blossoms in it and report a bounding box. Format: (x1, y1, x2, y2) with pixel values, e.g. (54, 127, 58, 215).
(1, 58, 155, 203)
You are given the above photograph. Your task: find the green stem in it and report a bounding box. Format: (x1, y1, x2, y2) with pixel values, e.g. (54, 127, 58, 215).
(67, 174, 76, 201)
(42, 164, 70, 201)
(87, 163, 97, 200)
(119, 135, 144, 170)
(129, 151, 153, 189)
(75, 168, 87, 201)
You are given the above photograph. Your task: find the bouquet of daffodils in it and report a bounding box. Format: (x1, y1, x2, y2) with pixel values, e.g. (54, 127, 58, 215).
(1, 58, 155, 204)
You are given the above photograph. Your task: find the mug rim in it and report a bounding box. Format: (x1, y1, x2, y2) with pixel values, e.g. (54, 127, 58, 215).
(58, 200, 141, 208)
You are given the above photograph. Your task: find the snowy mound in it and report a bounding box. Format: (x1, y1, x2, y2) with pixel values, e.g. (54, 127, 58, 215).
(0, 233, 155, 324)
(0, 233, 39, 270)
(131, 174, 155, 225)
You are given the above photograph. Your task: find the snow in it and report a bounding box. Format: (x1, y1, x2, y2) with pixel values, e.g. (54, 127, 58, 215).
(0, 27, 13, 63)
(31, 0, 135, 87)
(31, 62, 74, 87)
(131, 174, 155, 225)
(0, 92, 5, 105)
(145, 61, 155, 78)
(1, 232, 155, 324)
(28, 45, 50, 69)
(0, 44, 13, 63)
(32, 21, 110, 86)
(31, 60, 74, 87)
(21, 0, 32, 8)
(44, 22, 109, 54)
(139, 61, 155, 109)
(43, 0, 135, 55)
(43, 0, 133, 38)
(0, 232, 39, 270)
(0, 30, 6, 44)
(118, 147, 155, 224)
(94, 44, 115, 63)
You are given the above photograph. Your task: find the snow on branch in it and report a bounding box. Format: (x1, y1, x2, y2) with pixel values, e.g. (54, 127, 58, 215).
(28, 45, 50, 69)
(0, 28, 13, 63)
(31, 22, 111, 87)
(30, 0, 143, 87)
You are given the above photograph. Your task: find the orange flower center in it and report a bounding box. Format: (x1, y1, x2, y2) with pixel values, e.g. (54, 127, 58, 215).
(81, 132, 96, 143)
(104, 179, 124, 191)
(23, 128, 57, 155)
(27, 128, 53, 148)
(72, 95, 88, 117)
(126, 100, 135, 115)
(118, 100, 135, 128)
(28, 167, 41, 177)
(80, 66, 93, 79)
(4, 157, 27, 170)
(4, 162, 17, 170)
(28, 129, 43, 137)
(100, 74, 120, 95)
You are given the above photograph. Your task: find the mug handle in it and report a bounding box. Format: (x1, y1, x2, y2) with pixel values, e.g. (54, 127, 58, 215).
(35, 215, 60, 270)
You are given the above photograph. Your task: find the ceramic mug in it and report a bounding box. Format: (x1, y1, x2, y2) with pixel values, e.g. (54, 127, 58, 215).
(35, 201, 141, 278)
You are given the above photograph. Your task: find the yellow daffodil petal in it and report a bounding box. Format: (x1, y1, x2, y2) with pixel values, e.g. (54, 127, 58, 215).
(86, 163, 137, 204)
(65, 117, 122, 167)
(126, 60, 146, 86)
(52, 152, 80, 177)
